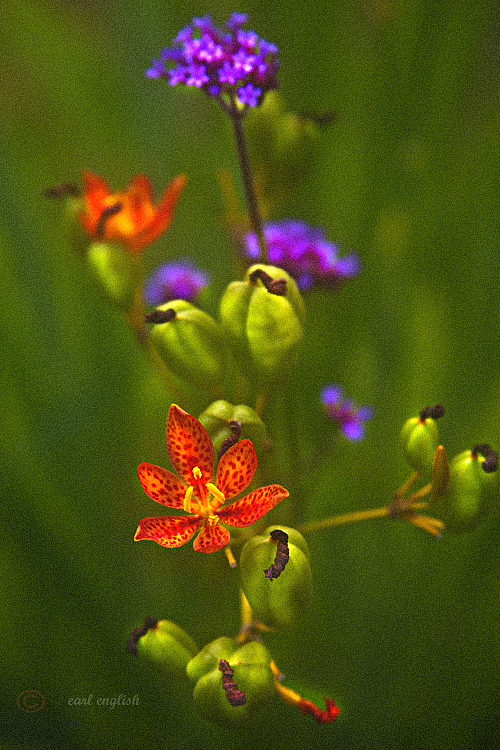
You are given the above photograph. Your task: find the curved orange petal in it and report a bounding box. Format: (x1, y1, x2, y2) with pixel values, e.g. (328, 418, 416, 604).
(166, 404, 214, 486)
(126, 174, 153, 204)
(215, 439, 257, 500)
(81, 171, 110, 225)
(125, 175, 154, 233)
(217, 484, 289, 527)
(192, 520, 230, 553)
(137, 462, 187, 508)
(134, 515, 202, 547)
(129, 174, 187, 253)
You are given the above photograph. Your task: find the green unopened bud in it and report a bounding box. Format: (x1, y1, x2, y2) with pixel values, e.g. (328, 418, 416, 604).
(430, 445, 450, 500)
(127, 618, 198, 680)
(219, 265, 305, 390)
(240, 527, 313, 631)
(192, 640, 273, 728)
(86, 241, 137, 311)
(400, 416, 439, 473)
(186, 637, 238, 683)
(246, 92, 320, 214)
(197, 400, 267, 456)
(441, 447, 498, 533)
(150, 300, 226, 392)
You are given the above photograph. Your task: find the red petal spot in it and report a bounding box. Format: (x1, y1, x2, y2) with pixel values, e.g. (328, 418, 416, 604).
(217, 484, 289, 527)
(166, 405, 214, 485)
(192, 521, 230, 553)
(215, 439, 257, 499)
(134, 515, 201, 547)
(137, 463, 187, 508)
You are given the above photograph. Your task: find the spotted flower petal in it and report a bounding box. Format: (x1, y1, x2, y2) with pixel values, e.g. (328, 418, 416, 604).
(215, 439, 257, 500)
(137, 462, 187, 508)
(134, 515, 202, 547)
(192, 521, 231, 553)
(135, 405, 288, 554)
(218, 484, 289, 527)
(166, 404, 214, 485)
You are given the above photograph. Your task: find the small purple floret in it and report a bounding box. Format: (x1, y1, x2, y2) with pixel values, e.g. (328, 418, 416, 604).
(146, 13, 279, 108)
(321, 385, 374, 442)
(237, 83, 262, 108)
(243, 220, 361, 291)
(144, 261, 209, 306)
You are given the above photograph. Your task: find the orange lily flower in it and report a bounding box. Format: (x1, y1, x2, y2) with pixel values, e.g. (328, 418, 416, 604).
(79, 171, 187, 253)
(135, 405, 288, 553)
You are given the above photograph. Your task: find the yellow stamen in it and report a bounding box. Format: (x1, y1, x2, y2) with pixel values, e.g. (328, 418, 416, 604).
(192, 466, 202, 480)
(207, 514, 219, 527)
(206, 482, 225, 509)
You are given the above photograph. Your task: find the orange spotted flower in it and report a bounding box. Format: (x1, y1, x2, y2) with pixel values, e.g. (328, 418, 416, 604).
(135, 405, 288, 553)
(79, 171, 187, 253)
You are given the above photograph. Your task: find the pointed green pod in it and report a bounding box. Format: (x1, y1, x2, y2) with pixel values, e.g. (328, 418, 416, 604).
(86, 241, 137, 311)
(134, 619, 198, 680)
(400, 416, 439, 473)
(150, 300, 226, 391)
(239, 528, 313, 631)
(219, 265, 305, 389)
(192, 640, 273, 728)
(441, 448, 498, 533)
(197, 400, 267, 455)
(430, 445, 450, 500)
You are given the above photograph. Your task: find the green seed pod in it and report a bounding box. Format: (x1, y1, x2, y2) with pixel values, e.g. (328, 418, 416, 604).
(246, 91, 320, 214)
(239, 528, 313, 632)
(441, 449, 498, 533)
(400, 416, 439, 473)
(186, 637, 238, 684)
(150, 300, 226, 392)
(86, 241, 137, 311)
(219, 265, 305, 390)
(133, 619, 198, 680)
(192, 640, 273, 728)
(197, 400, 267, 455)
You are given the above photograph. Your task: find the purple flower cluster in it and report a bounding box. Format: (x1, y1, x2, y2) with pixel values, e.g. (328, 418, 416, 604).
(144, 261, 209, 306)
(321, 385, 374, 442)
(146, 13, 279, 109)
(244, 220, 361, 291)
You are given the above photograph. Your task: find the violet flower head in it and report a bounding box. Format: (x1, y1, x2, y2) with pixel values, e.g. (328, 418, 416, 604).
(244, 220, 361, 291)
(321, 385, 374, 442)
(144, 260, 209, 306)
(146, 13, 279, 109)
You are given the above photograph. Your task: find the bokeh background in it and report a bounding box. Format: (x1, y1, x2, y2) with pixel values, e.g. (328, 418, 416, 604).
(1, 1, 500, 748)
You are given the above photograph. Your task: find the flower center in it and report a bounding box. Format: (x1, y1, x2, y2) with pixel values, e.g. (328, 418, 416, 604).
(182, 466, 226, 516)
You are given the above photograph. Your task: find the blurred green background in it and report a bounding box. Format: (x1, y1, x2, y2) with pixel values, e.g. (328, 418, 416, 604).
(1, 0, 500, 748)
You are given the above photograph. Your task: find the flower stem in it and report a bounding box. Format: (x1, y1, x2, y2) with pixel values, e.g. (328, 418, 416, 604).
(228, 104, 267, 261)
(297, 507, 390, 534)
(297, 500, 435, 536)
